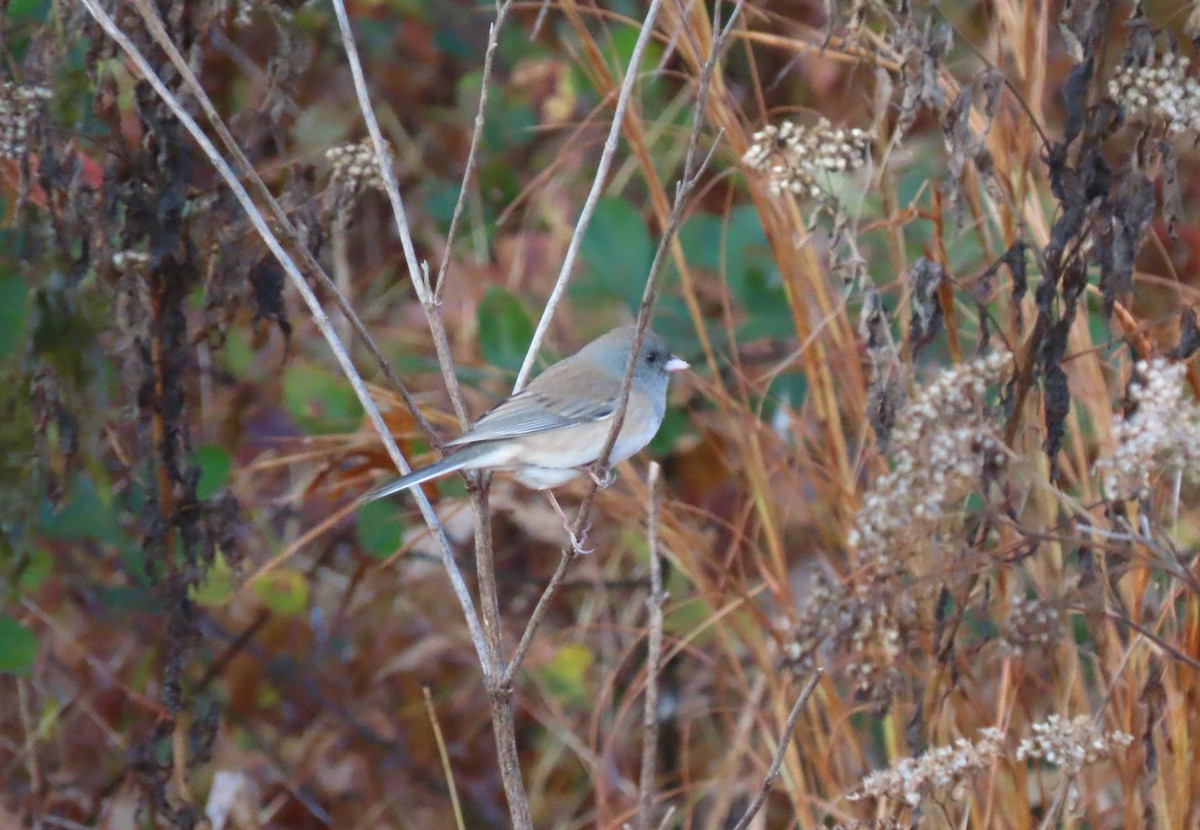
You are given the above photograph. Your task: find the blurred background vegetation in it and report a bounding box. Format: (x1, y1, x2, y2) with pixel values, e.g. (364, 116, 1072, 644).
(3, 0, 1200, 827)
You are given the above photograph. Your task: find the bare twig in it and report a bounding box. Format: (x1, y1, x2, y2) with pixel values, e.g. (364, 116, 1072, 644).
(422, 687, 467, 830)
(434, 0, 514, 300)
(513, 0, 667, 392)
(329, 0, 472, 429)
(730, 671, 822, 830)
(75, 0, 490, 672)
(637, 462, 667, 830)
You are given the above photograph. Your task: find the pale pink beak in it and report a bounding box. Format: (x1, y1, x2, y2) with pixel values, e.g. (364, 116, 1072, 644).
(665, 355, 689, 372)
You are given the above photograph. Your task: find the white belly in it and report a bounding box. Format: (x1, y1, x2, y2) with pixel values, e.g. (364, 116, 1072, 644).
(504, 398, 665, 489)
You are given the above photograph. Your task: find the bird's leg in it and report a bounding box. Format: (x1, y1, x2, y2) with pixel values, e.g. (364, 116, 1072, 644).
(545, 491, 593, 555)
(579, 466, 615, 489)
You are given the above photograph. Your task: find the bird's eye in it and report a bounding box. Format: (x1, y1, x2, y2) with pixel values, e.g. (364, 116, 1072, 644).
(646, 352, 658, 364)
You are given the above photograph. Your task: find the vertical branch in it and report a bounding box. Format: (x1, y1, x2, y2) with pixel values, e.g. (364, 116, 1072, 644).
(513, 0, 666, 392)
(434, 0, 514, 300)
(329, 0, 472, 429)
(637, 462, 667, 830)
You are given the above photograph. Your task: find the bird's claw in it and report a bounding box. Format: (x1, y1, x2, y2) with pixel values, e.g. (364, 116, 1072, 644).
(585, 467, 615, 489)
(569, 522, 594, 556)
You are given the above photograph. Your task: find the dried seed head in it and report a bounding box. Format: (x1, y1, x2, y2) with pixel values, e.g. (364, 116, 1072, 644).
(0, 82, 52, 160)
(742, 118, 871, 197)
(326, 138, 393, 196)
(1108, 51, 1200, 136)
(1093, 358, 1200, 499)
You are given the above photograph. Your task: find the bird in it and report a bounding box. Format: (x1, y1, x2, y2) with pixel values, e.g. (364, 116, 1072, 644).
(363, 324, 688, 546)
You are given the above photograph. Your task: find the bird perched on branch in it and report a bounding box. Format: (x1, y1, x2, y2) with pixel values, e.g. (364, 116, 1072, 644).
(363, 324, 688, 550)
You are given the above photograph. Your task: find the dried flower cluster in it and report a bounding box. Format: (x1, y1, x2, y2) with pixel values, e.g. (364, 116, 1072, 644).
(1094, 358, 1200, 499)
(999, 594, 1061, 654)
(0, 82, 51, 160)
(848, 351, 1012, 571)
(1107, 52, 1200, 135)
(1016, 715, 1132, 779)
(742, 118, 870, 197)
(783, 568, 913, 705)
(326, 138, 393, 197)
(848, 728, 1005, 807)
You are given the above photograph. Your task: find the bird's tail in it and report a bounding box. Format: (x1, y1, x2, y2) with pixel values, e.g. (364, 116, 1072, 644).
(362, 443, 493, 503)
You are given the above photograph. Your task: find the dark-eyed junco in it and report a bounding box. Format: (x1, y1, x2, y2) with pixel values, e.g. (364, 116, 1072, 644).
(364, 324, 688, 502)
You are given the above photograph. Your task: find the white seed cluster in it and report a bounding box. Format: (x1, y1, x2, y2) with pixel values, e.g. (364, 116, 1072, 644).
(1093, 358, 1200, 499)
(0, 82, 51, 160)
(742, 118, 870, 197)
(1016, 714, 1133, 779)
(844, 600, 903, 695)
(1107, 52, 1200, 135)
(999, 595, 1061, 655)
(848, 727, 1005, 807)
(326, 138, 392, 195)
(848, 351, 1013, 570)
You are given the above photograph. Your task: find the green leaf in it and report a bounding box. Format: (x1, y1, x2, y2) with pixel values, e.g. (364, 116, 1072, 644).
(356, 499, 404, 559)
(253, 570, 309, 616)
(192, 445, 231, 500)
(0, 616, 38, 675)
(576, 198, 653, 308)
(191, 550, 236, 606)
(0, 272, 27, 360)
(477, 287, 533, 373)
(7, 0, 51, 20)
(39, 476, 121, 545)
(538, 642, 593, 706)
(15, 549, 52, 591)
(282, 366, 361, 434)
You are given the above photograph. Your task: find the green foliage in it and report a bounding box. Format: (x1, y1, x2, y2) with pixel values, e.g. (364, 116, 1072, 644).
(31, 283, 97, 387)
(38, 476, 122, 546)
(283, 365, 362, 434)
(356, 499, 404, 559)
(192, 445, 232, 501)
(0, 271, 26, 360)
(537, 642, 593, 707)
(252, 570, 309, 616)
(576, 197, 653, 308)
(191, 551, 237, 606)
(477, 287, 534, 372)
(0, 615, 38, 675)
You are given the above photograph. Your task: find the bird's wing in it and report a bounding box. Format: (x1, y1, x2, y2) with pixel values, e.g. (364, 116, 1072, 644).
(446, 374, 620, 446)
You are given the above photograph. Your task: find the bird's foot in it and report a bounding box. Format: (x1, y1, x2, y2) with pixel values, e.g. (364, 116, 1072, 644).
(546, 490, 594, 555)
(568, 523, 594, 556)
(583, 467, 615, 489)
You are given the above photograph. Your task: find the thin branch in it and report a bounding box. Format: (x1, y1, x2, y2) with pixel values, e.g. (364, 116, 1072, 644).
(501, 549, 572, 687)
(434, 0, 514, 300)
(577, 0, 743, 528)
(513, 0, 667, 392)
(637, 462, 667, 830)
(75, 0, 490, 671)
(422, 687, 467, 830)
(730, 670, 822, 830)
(329, 0, 472, 429)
